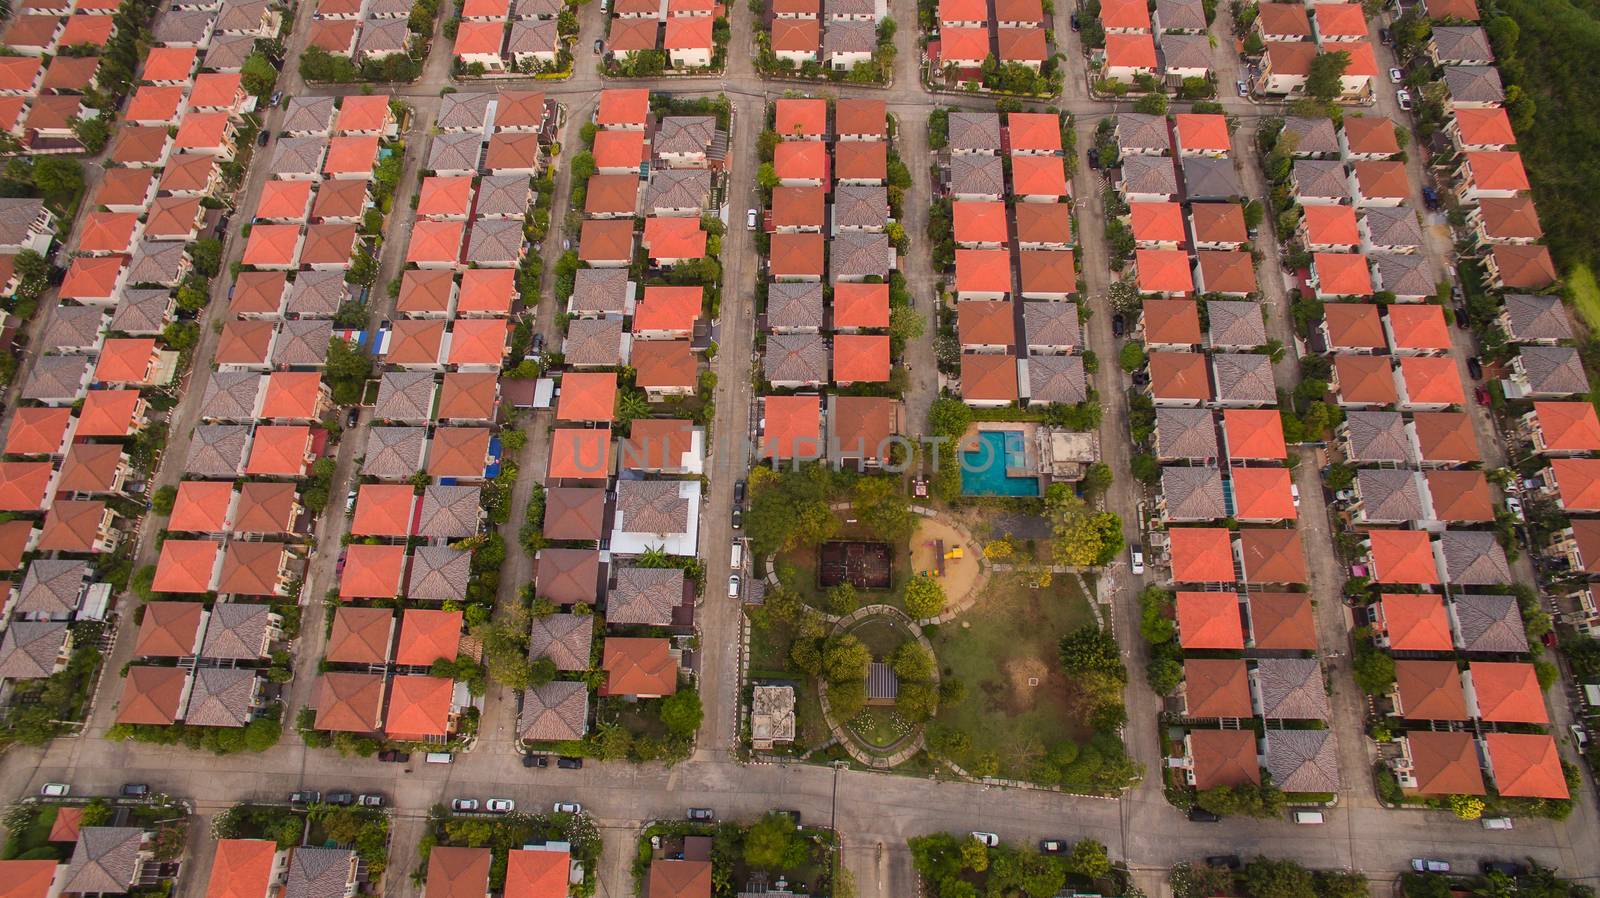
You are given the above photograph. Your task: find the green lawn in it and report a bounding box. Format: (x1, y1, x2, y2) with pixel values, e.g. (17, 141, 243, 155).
(1568, 263, 1600, 332)
(2, 805, 61, 860)
(848, 706, 909, 749)
(930, 572, 1097, 778)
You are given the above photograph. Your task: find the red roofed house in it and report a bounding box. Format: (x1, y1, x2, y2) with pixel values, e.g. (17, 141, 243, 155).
(762, 394, 823, 460)
(1103, 33, 1157, 82)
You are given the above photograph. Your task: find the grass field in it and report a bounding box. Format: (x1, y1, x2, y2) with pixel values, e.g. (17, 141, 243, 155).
(1567, 263, 1600, 333)
(930, 571, 1097, 778)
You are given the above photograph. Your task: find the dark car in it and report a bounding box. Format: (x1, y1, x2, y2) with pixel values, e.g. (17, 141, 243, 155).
(1070, 12, 1079, 29)
(522, 753, 549, 768)
(593, 38, 603, 54)
(1455, 303, 1470, 327)
(734, 480, 747, 503)
(257, 130, 270, 146)
(557, 756, 584, 769)
(1480, 860, 1528, 877)
(1467, 356, 1483, 379)
(346, 407, 360, 428)
(121, 784, 150, 797)
(687, 808, 715, 821)
(1379, 26, 1393, 44)
(289, 791, 320, 805)
(732, 508, 743, 529)
(1422, 185, 1441, 210)
(378, 750, 410, 763)
(1205, 855, 1241, 870)
(1111, 313, 1125, 338)
(1087, 147, 1100, 169)
(326, 792, 355, 806)
(1187, 807, 1221, 823)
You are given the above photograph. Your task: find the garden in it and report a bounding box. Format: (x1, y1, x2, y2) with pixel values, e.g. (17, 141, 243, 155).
(632, 813, 838, 898)
(415, 805, 601, 898)
(908, 832, 1120, 898)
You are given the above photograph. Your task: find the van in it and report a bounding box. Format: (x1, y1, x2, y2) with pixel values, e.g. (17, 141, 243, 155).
(730, 541, 743, 569)
(1291, 811, 1324, 825)
(425, 752, 454, 764)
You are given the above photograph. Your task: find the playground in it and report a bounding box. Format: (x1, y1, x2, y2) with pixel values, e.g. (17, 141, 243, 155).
(908, 516, 981, 611)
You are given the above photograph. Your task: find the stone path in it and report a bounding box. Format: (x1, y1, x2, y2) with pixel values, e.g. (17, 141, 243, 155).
(819, 605, 940, 769)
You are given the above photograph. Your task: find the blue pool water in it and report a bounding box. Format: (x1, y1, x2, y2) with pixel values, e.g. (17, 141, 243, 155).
(960, 430, 1040, 496)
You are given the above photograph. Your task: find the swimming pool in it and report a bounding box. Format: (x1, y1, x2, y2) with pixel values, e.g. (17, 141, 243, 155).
(960, 430, 1040, 496)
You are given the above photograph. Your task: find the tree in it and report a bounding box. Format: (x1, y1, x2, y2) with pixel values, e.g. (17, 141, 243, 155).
(12, 249, 49, 304)
(1306, 51, 1351, 102)
(959, 836, 989, 872)
(150, 485, 177, 515)
(1449, 794, 1485, 820)
(827, 677, 867, 719)
(1118, 341, 1146, 372)
(1243, 858, 1315, 898)
(822, 633, 870, 684)
(1133, 92, 1168, 115)
(1083, 462, 1113, 497)
(1352, 636, 1396, 695)
(1058, 625, 1125, 681)
(189, 238, 223, 279)
(325, 338, 374, 405)
(570, 151, 595, 182)
(33, 157, 83, 201)
(927, 397, 974, 437)
(1314, 871, 1370, 898)
(659, 689, 703, 737)
(241, 52, 279, 96)
(890, 641, 935, 681)
(1131, 453, 1160, 484)
(1046, 485, 1124, 566)
(853, 476, 913, 542)
(72, 116, 110, 154)
(825, 582, 858, 615)
(1066, 839, 1111, 878)
(346, 250, 379, 286)
(902, 574, 947, 619)
(1196, 782, 1286, 819)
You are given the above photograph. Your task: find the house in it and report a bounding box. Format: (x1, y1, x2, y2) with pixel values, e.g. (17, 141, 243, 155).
(1429, 25, 1493, 65)
(1442, 65, 1504, 108)
(1103, 32, 1158, 82)
(1161, 33, 1213, 82)
(664, 17, 713, 68)
(1254, 3, 1310, 42)
(1499, 293, 1573, 344)
(1483, 244, 1557, 291)
(1256, 42, 1317, 95)
(1455, 150, 1529, 202)
(1120, 155, 1179, 203)
(1467, 196, 1542, 245)
(0, 199, 54, 255)
(824, 20, 876, 71)
(772, 18, 820, 62)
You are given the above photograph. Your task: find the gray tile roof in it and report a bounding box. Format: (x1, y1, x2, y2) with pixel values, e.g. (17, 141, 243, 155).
(1255, 658, 1330, 720)
(1182, 156, 1243, 200)
(949, 154, 1005, 196)
(614, 479, 692, 536)
(1264, 729, 1340, 792)
(475, 175, 533, 217)
(42, 304, 105, 352)
(645, 169, 711, 214)
(563, 317, 625, 367)
(111, 289, 173, 336)
(283, 97, 337, 136)
(126, 240, 188, 287)
(1115, 113, 1170, 154)
(1025, 354, 1087, 403)
(1023, 300, 1081, 349)
(514, 0, 563, 16)
(273, 319, 334, 368)
(832, 184, 889, 230)
(15, 559, 87, 617)
(357, 18, 410, 55)
(64, 827, 145, 895)
(417, 485, 482, 538)
(436, 92, 492, 132)
(406, 545, 472, 601)
(1363, 206, 1424, 250)
(569, 268, 632, 315)
(1160, 465, 1227, 521)
(507, 18, 558, 55)
(1211, 352, 1276, 403)
(1292, 159, 1349, 200)
(186, 424, 250, 477)
(1344, 411, 1411, 462)
(830, 232, 891, 280)
(201, 602, 275, 660)
(1432, 25, 1493, 63)
(1280, 117, 1341, 156)
(1439, 530, 1511, 584)
(1355, 468, 1423, 522)
(655, 116, 717, 157)
(271, 136, 330, 176)
(608, 566, 683, 625)
(428, 132, 484, 173)
(1159, 33, 1211, 70)
(283, 848, 355, 898)
(948, 112, 1002, 152)
(527, 613, 593, 670)
(824, 19, 876, 54)
(518, 680, 589, 741)
(183, 667, 257, 727)
(1518, 346, 1589, 395)
(363, 427, 428, 479)
(23, 354, 90, 403)
(0, 198, 47, 247)
(1206, 301, 1266, 348)
(286, 269, 350, 318)
(199, 370, 264, 421)
(764, 332, 829, 384)
(1453, 592, 1529, 653)
(370, 0, 417, 14)
(0, 621, 68, 678)
(1371, 251, 1434, 296)
(374, 372, 436, 422)
(1501, 294, 1574, 343)
(1154, 407, 1218, 460)
(465, 218, 524, 265)
(1156, 0, 1207, 30)
(217, 0, 273, 33)
(153, 9, 214, 43)
(766, 282, 825, 330)
(1443, 65, 1504, 105)
(1121, 154, 1179, 196)
(205, 33, 257, 71)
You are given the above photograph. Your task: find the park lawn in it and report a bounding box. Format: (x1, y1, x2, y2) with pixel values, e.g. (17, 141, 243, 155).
(848, 706, 906, 749)
(930, 571, 1097, 779)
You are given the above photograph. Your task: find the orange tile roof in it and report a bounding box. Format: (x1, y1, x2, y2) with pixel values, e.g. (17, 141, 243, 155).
(256, 179, 313, 221)
(1187, 203, 1247, 245)
(1168, 527, 1234, 582)
(244, 425, 312, 477)
(505, 849, 571, 898)
(585, 173, 641, 216)
(631, 340, 697, 390)
(1238, 532, 1307, 587)
(0, 461, 47, 513)
(299, 222, 358, 266)
(1, 860, 64, 898)
(173, 113, 232, 151)
(314, 671, 385, 732)
(1534, 401, 1600, 453)
(216, 319, 274, 366)
(77, 389, 142, 436)
(0, 520, 32, 573)
(37, 499, 108, 552)
(339, 543, 407, 599)
(1423, 470, 1494, 522)
(1174, 113, 1231, 153)
(447, 318, 509, 367)
(1313, 3, 1367, 37)
(1104, 32, 1157, 68)
(1341, 40, 1378, 77)
(1148, 351, 1210, 401)
(1470, 661, 1546, 723)
(1135, 248, 1194, 293)
(1395, 659, 1468, 720)
(1342, 114, 1398, 155)
(1195, 250, 1257, 294)
(1301, 204, 1360, 246)
(773, 139, 829, 182)
(1183, 658, 1253, 718)
(1142, 300, 1201, 344)
(428, 427, 490, 478)
(1334, 355, 1398, 405)
(169, 481, 233, 532)
(408, 219, 466, 266)
(243, 223, 302, 267)
(547, 427, 613, 480)
(769, 232, 825, 278)
(762, 394, 823, 460)
(60, 254, 124, 301)
(78, 211, 139, 254)
(774, 98, 827, 138)
(218, 541, 291, 596)
(1368, 531, 1440, 585)
(93, 337, 155, 384)
(1230, 467, 1296, 520)
(189, 73, 243, 111)
(1188, 729, 1260, 790)
(1129, 201, 1186, 243)
(337, 95, 391, 134)
(1463, 150, 1529, 192)
(206, 841, 278, 898)
(1412, 410, 1480, 463)
(771, 185, 825, 229)
(352, 484, 418, 537)
(954, 247, 1012, 296)
(145, 196, 202, 239)
(4, 406, 70, 455)
(1405, 731, 1485, 795)
(830, 282, 888, 329)
(957, 300, 1015, 345)
(834, 141, 886, 182)
(454, 268, 513, 315)
(140, 46, 197, 82)
(643, 216, 706, 261)
(397, 269, 457, 315)
(1010, 155, 1067, 199)
(57, 13, 112, 45)
(417, 176, 474, 218)
(224, 273, 286, 321)
(153, 539, 222, 593)
(833, 334, 890, 383)
(960, 353, 1019, 402)
(1006, 112, 1061, 153)
(593, 129, 646, 170)
(1100, 0, 1150, 28)
(454, 19, 506, 56)
(386, 673, 454, 739)
(664, 16, 712, 49)
(116, 665, 187, 725)
(1312, 252, 1373, 296)
(557, 371, 618, 422)
(1014, 202, 1073, 246)
(424, 848, 490, 898)
(1453, 106, 1515, 147)
(578, 218, 635, 263)
(1176, 590, 1244, 648)
(602, 636, 678, 696)
(260, 371, 326, 420)
(1222, 408, 1286, 459)
(595, 88, 650, 128)
(324, 135, 381, 176)
(125, 85, 185, 123)
(134, 600, 203, 657)
(95, 167, 156, 210)
(1484, 733, 1568, 799)
(1322, 302, 1385, 349)
(395, 608, 463, 666)
(437, 372, 499, 421)
(1352, 160, 1409, 200)
(1397, 356, 1465, 405)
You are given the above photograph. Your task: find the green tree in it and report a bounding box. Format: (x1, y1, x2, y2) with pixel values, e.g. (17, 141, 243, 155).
(1314, 871, 1370, 898)
(1242, 857, 1315, 898)
(1133, 92, 1168, 115)
(744, 812, 806, 869)
(659, 689, 703, 737)
(853, 476, 913, 542)
(1352, 635, 1397, 695)
(1196, 782, 1287, 819)
(72, 116, 111, 154)
(1058, 625, 1126, 681)
(33, 157, 83, 202)
(1306, 51, 1351, 102)
(959, 836, 989, 872)
(12, 249, 50, 304)
(1083, 462, 1113, 497)
(902, 573, 947, 619)
(1449, 793, 1485, 820)
(325, 338, 374, 405)
(241, 52, 279, 96)
(825, 582, 858, 615)
(890, 641, 935, 681)
(1118, 341, 1146, 372)
(827, 677, 867, 719)
(150, 485, 177, 516)
(822, 633, 870, 684)
(1066, 839, 1111, 878)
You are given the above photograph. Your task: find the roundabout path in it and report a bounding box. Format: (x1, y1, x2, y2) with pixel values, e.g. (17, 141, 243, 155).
(817, 604, 940, 769)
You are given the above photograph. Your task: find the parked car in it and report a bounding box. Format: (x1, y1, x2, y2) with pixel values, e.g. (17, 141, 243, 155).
(326, 792, 355, 806)
(523, 753, 549, 768)
(1129, 547, 1144, 575)
(357, 794, 384, 807)
(593, 39, 603, 54)
(451, 799, 479, 812)
(40, 783, 70, 797)
(1480, 860, 1527, 877)
(1187, 807, 1221, 823)
(378, 750, 410, 763)
(121, 784, 149, 797)
(1038, 840, 1066, 854)
(257, 130, 270, 146)
(1389, 67, 1404, 84)
(970, 832, 999, 848)
(1396, 89, 1413, 111)
(1424, 186, 1442, 210)
(1572, 723, 1589, 752)
(553, 801, 582, 814)
(487, 799, 515, 813)
(1070, 12, 1079, 29)
(732, 508, 743, 529)
(1236, 79, 1249, 97)
(346, 407, 360, 428)
(1506, 496, 1524, 521)
(1475, 386, 1491, 406)
(289, 791, 320, 805)
(345, 489, 358, 513)
(557, 756, 584, 769)
(747, 208, 758, 230)
(1087, 147, 1099, 169)
(1111, 313, 1125, 338)
(1480, 817, 1514, 830)
(270, 91, 282, 107)
(1206, 855, 1242, 870)
(734, 480, 747, 503)
(1467, 356, 1483, 379)
(1290, 484, 1301, 507)
(727, 575, 741, 598)
(687, 808, 715, 821)
(1411, 859, 1451, 873)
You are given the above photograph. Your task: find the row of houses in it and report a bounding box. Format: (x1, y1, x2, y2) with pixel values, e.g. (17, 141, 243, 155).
(0, 0, 125, 152)
(927, 0, 1053, 76)
(1249, 2, 1378, 100)
(452, 0, 571, 73)
(1093, 0, 1214, 85)
(766, 0, 881, 71)
(602, 0, 721, 71)
(310, 0, 424, 64)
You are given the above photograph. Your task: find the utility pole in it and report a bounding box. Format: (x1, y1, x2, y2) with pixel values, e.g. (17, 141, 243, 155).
(829, 760, 846, 833)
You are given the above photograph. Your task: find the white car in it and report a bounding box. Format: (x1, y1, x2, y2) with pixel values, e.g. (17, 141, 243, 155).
(1290, 484, 1301, 507)
(728, 575, 741, 598)
(1236, 80, 1248, 97)
(1572, 724, 1589, 752)
(1505, 496, 1525, 521)
(1388, 67, 1403, 84)
(1411, 859, 1451, 874)
(1396, 89, 1413, 111)
(486, 799, 515, 813)
(451, 799, 478, 812)
(747, 208, 758, 230)
(970, 832, 999, 847)
(1129, 548, 1144, 575)
(553, 801, 582, 815)
(40, 783, 69, 797)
